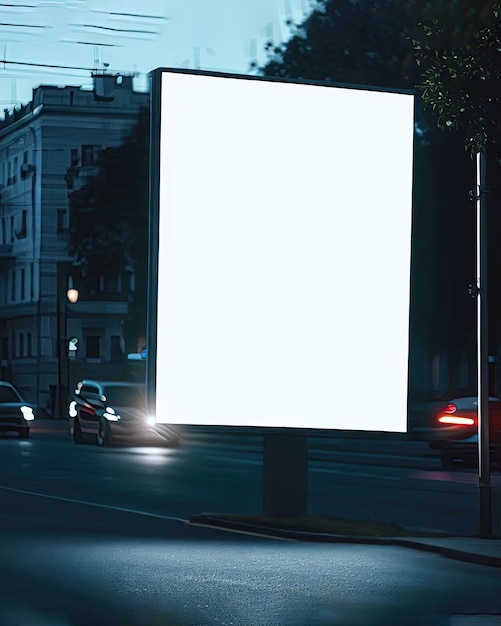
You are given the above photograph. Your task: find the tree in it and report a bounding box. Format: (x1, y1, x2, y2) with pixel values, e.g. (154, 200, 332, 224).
(411, 0, 501, 155)
(68, 106, 149, 274)
(68, 105, 150, 347)
(412, 1, 501, 356)
(261, 0, 421, 89)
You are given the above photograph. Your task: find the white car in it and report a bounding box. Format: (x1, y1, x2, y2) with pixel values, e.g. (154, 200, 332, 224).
(429, 395, 501, 469)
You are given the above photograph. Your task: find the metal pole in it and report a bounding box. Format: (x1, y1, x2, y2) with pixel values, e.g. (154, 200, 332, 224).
(56, 264, 69, 419)
(476, 149, 491, 537)
(64, 299, 69, 412)
(56, 264, 63, 419)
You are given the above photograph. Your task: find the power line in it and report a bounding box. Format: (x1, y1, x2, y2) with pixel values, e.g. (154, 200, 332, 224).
(0, 59, 100, 72)
(77, 23, 157, 35)
(106, 11, 166, 20)
(0, 23, 47, 28)
(60, 40, 122, 48)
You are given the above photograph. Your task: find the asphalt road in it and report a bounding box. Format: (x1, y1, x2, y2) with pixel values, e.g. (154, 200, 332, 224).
(2, 422, 500, 535)
(1, 425, 501, 624)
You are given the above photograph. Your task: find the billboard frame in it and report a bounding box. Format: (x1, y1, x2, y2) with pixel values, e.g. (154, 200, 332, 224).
(147, 67, 415, 437)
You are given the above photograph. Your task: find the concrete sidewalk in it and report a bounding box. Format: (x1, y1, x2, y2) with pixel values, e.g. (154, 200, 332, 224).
(190, 514, 501, 569)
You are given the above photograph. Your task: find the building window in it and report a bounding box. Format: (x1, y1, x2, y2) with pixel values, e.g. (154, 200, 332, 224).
(30, 263, 34, 300)
(10, 269, 16, 301)
(70, 148, 79, 166)
(19, 333, 24, 357)
(17, 210, 27, 239)
(20, 268, 25, 300)
(57, 209, 67, 233)
(81, 145, 100, 166)
(85, 335, 100, 359)
(101, 274, 120, 293)
(27, 333, 32, 357)
(23, 150, 29, 165)
(110, 335, 123, 362)
(10, 215, 14, 242)
(12, 157, 18, 185)
(2, 336, 8, 360)
(1, 218, 6, 245)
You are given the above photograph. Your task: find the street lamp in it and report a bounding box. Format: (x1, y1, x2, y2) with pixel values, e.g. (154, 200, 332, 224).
(57, 267, 79, 418)
(65, 284, 79, 404)
(67, 288, 79, 304)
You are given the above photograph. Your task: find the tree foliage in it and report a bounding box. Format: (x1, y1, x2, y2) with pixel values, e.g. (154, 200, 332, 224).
(411, 1, 501, 154)
(67, 106, 150, 342)
(261, 0, 421, 89)
(68, 106, 149, 277)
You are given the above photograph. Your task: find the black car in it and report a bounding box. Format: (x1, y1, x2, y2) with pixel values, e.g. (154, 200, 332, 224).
(0, 381, 36, 439)
(68, 379, 180, 447)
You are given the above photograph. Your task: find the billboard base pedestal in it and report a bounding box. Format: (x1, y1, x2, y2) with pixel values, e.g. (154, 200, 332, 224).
(263, 433, 307, 517)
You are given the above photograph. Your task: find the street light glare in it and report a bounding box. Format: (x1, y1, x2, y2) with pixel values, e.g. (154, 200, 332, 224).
(67, 288, 79, 303)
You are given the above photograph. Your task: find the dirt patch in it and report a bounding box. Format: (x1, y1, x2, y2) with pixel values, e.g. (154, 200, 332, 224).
(217, 514, 451, 537)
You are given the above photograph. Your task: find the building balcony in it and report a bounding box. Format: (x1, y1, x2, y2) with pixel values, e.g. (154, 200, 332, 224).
(67, 299, 128, 316)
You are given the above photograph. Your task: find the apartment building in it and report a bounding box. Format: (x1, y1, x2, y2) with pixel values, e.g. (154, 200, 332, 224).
(0, 73, 149, 414)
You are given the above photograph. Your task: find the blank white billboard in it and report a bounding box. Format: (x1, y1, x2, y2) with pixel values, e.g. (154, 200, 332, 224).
(152, 70, 414, 432)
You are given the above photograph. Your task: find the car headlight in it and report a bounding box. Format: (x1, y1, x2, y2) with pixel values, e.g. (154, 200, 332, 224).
(68, 401, 77, 418)
(20, 405, 35, 421)
(104, 407, 120, 421)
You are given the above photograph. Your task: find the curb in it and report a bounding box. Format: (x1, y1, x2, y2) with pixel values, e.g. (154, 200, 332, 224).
(189, 514, 501, 569)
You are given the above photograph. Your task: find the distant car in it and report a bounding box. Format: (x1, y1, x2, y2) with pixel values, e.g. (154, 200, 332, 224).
(0, 381, 36, 439)
(429, 394, 501, 469)
(68, 379, 180, 447)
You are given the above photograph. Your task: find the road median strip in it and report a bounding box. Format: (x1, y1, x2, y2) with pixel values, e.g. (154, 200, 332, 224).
(189, 513, 501, 568)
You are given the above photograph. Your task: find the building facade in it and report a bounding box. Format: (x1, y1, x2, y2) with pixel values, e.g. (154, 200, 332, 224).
(0, 73, 149, 414)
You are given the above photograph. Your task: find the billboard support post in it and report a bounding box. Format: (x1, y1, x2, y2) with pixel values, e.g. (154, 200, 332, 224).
(263, 433, 308, 517)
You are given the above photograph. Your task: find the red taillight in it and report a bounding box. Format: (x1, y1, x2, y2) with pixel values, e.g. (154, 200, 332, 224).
(444, 403, 457, 414)
(438, 415, 475, 425)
